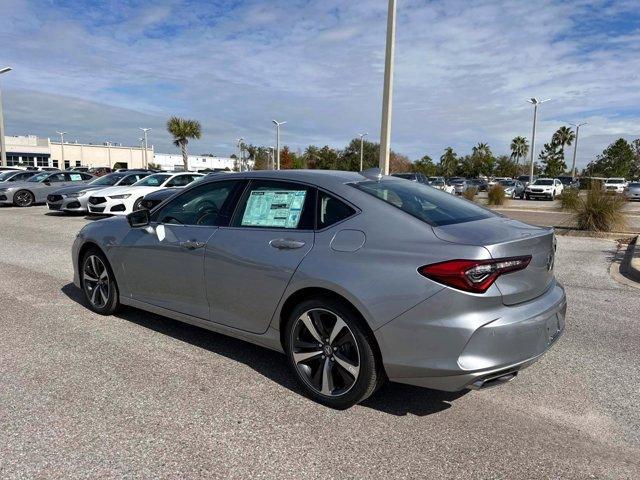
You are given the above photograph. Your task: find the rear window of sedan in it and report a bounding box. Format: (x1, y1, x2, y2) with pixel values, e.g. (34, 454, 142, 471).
(352, 179, 493, 226)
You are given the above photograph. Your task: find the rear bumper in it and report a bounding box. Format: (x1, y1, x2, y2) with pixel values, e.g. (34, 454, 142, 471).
(375, 282, 566, 391)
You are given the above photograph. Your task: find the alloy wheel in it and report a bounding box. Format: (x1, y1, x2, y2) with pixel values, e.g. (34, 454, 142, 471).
(291, 308, 361, 397)
(83, 255, 110, 309)
(15, 191, 33, 207)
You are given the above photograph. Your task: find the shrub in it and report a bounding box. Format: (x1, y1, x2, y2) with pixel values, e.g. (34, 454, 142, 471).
(462, 187, 477, 201)
(572, 186, 627, 232)
(560, 188, 580, 210)
(487, 184, 507, 205)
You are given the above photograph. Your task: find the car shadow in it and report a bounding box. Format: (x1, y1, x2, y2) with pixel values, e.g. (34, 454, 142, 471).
(61, 283, 468, 416)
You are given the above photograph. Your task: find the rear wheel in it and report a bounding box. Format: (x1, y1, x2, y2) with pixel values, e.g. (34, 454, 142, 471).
(14, 190, 34, 207)
(81, 248, 120, 315)
(284, 298, 382, 409)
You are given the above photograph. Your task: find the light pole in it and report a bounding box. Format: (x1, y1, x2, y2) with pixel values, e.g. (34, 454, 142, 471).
(0, 66, 12, 167)
(236, 137, 244, 172)
(568, 122, 587, 180)
(272, 120, 286, 170)
(269, 147, 275, 170)
(379, 0, 397, 175)
(106, 141, 112, 169)
(359, 133, 369, 171)
(526, 98, 550, 182)
(56, 131, 67, 169)
(139, 128, 151, 169)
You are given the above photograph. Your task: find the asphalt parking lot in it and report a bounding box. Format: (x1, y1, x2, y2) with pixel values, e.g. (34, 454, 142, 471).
(1, 206, 639, 479)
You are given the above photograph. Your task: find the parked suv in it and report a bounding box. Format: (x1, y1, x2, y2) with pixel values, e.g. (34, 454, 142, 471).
(524, 178, 564, 200)
(603, 178, 627, 194)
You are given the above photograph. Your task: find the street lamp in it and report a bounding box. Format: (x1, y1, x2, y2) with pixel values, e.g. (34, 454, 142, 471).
(358, 133, 369, 171)
(272, 120, 286, 170)
(0, 66, 12, 167)
(56, 131, 67, 169)
(526, 98, 550, 182)
(379, 0, 397, 175)
(236, 137, 244, 172)
(568, 122, 587, 180)
(139, 128, 151, 169)
(269, 147, 275, 170)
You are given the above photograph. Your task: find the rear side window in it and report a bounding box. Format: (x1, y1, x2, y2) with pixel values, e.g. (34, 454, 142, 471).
(317, 191, 355, 229)
(233, 180, 315, 230)
(352, 179, 493, 226)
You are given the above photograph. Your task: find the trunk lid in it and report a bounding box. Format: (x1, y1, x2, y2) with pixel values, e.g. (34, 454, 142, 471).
(432, 216, 555, 305)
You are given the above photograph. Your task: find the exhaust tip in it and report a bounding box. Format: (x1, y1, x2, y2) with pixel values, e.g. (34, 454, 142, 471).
(468, 371, 518, 390)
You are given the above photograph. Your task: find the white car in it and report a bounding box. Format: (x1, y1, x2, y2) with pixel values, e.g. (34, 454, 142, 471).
(430, 179, 455, 194)
(524, 178, 564, 201)
(87, 172, 204, 215)
(603, 178, 627, 194)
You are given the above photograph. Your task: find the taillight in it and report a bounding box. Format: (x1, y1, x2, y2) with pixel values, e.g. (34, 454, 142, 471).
(418, 256, 532, 293)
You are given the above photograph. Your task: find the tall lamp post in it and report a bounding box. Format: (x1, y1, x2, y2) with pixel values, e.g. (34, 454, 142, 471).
(139, 128, 151, 169)
(269, 147, 275, 170)
(236, 137, 244, 172)
(358, 132, 369, 171)
(379, 0, 397, 175)
(526, 98, 550, 182)
(272, 120, 286, 170)
(0, 67, 13, 167)
(568, 122, 587, 180)
(56, 131, 67, 168)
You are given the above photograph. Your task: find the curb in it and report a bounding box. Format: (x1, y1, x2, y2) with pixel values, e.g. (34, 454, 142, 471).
(620, 235, 640, 283)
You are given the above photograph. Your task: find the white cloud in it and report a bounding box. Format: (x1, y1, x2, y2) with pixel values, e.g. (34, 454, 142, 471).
(0, 0, 638, 167)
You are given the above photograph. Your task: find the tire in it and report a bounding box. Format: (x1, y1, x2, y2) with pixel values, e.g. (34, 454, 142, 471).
(14, 190, 35, 207)
(524, 194, 530, 200)
(550, 192, 555, 201)
(80, 247, 120, 315)
(284, 297, 382, 409)
(132, 197, 144, 211)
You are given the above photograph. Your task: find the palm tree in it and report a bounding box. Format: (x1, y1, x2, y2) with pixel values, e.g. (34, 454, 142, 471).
(473, 142, 492, 158)
(510, 136, 529, 170)
(552, 126, 576, 154)
(166, 116, 202, 171)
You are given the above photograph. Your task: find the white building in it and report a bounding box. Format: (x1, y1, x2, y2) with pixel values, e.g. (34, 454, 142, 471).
(153, 153, 235, 172)
(2, 135, 152, 170)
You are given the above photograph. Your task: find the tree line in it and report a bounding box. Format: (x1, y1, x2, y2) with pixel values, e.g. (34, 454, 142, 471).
(165, 116, 640, 179)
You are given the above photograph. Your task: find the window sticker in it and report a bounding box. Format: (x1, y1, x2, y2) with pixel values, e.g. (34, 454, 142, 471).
(241, 189, 306, 228)
(70, 173, 82, 181)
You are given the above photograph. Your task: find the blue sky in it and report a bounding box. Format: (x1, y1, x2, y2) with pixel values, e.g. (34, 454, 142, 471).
(1, 0, 639, 167)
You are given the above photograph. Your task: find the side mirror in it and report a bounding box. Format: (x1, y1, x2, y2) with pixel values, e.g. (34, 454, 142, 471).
(127, 209, 150, 228)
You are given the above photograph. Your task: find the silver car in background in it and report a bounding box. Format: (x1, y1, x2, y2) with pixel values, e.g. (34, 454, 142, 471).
(625, 181, 640, 201)
(72, 170, 566, 409)
(0, 171, 94, 207)
(47, 171, 151, 213)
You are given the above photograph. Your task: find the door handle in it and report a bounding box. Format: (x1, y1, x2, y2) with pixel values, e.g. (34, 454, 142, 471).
(180, 240, 206, 250)
(269, 238, 306, 250)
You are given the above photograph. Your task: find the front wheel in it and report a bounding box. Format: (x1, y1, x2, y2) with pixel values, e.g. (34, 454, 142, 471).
(14, 190, 35, 207)
(81, 248, 120, 315)
(132, 197, 144, 211)
(284, 298, 382, 409)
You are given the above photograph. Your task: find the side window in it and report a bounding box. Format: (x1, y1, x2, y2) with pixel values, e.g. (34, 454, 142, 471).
(154, 180, 243, 227)
(166, 175, 192, 187)
(317, 191, 356, 229)
(49, 173, 66, 182)
(233, 180, 315, 230)
(81, 173, 93, 180)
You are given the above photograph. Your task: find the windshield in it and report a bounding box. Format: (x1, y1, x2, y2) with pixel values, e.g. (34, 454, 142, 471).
(450, 179, 464, 184)
(499, 180, 516, 186)
(352, 179, 493, 226)
(518, 176, 531, 182)
(532, 179, 553, 186)
(134, 174, 171, 187)
(89, 173, 125, 186)
(607, 179, 624, 184)
(27, 172, 51, 182)
(0, 171, 19, 181)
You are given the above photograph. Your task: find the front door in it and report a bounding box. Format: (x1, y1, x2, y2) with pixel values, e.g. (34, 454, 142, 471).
(119, 179, 245, 319)
(205, 180, 316, 334)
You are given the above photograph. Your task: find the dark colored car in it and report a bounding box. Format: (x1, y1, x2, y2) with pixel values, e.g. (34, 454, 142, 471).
(139, 187, 183, 210)
(466, 178, 489, 192)
(89, 167, 113, 177)
(391, 172, 429, 184)
(0, 170, 38, 184)
(517, 175, 537, 187)
(557, 176, 579, 189)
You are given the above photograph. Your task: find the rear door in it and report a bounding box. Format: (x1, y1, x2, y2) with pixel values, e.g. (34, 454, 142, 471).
(205, 179, 316, 333)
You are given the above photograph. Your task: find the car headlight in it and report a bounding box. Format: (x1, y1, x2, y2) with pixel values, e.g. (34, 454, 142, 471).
(109, 194, 131, 199)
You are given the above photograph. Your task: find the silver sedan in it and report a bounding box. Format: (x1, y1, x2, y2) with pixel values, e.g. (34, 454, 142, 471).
(72, 170, 566, 409)
(0, 171, 94, 207)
